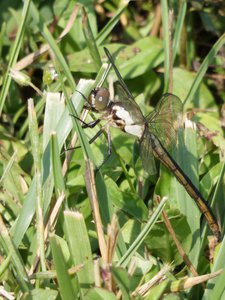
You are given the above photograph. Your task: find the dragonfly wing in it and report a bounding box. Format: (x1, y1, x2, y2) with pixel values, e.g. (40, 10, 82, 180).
(147, 93, 183, 149)
(140, 132, 157, 175)
(104, 48, 145, 122)
(104, 47, 134, 100)
(114, 81, 145, 119)
(104, 48, 141, 107)
(113, 81, 135, 103)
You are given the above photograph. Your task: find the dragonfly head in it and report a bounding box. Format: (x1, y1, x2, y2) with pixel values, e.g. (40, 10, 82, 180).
(89, 87, 110, 112)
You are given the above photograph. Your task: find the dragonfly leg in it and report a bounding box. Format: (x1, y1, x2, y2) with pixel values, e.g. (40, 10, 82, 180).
(70, 114, 100, 128)
(65, 127, 105, 152)
(74, 89, 89, 104)
(88, 128, 105, 144)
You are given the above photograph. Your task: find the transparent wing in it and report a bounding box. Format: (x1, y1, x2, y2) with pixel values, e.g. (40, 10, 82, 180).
(147, 93, 183, 149)
(113, 81, 135, 104)
(104, 47, 140, 108)
(140, 131, 157, 175)
(113, 81, 145, 123)
(104, 47, 133, 96)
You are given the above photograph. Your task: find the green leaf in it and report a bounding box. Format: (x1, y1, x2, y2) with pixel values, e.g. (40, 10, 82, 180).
(68, 36, 163, 79)
(173, 68, 215, 109)
(144, 280, 169, 300)
(161, 0, 169, 93)
(111, 266, 131, 300)
(64, 211, 94, 297)
(23, 288, 58, 300)
(0, 0, 31, 115)
(85, 288, 117, 300)
(185, 33, 225, 106)
(29, 2, 76, 90)
(144, 214, 192, 265)
(50, 133, 65, 195)
(118, 197, 167, 267)
(50, 234, 77, 299)
(105, 176, 148, 222)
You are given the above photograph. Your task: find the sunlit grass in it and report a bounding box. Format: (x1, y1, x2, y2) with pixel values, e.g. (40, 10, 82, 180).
(0, 1, 224, 299)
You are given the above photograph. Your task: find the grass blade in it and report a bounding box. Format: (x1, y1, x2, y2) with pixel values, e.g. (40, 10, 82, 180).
(28, 98, 45, 271)
(161, 0, 170, 93)
(117, 197, 167, 267)
(184, 33, 225, 106)
(0, 216, 30, 292)
(173, 1, 187, 62)
(64, 211, 94, 297)
(82, 7, 101, 69)
(50, 234, 77, 299)
(0, 0, 31, 115)
(96, 3, 129, 45)
(29, 2, 75, 90)
(51, 133, 65, 196)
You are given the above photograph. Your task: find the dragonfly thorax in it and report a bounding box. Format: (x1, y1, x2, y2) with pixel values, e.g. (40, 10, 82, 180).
(89, 87, 110, 111)
(110, 103, 145, 139)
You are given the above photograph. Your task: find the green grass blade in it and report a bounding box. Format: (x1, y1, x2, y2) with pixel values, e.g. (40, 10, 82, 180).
(11, 179, 36, 246)
(0, 0, 31, 115)
(28, 98, 46, 271)
(12, 91, 68, 263)
(29, 2, 75, 90)
(82, 7, 101, 69)
(184, 33, 225, 106)
(175, 121, 201, 266)
(161, 0, 170, 93)
(117, 197, 167, 267)
(51, 133, 65, 196)
(65, 80, 95, 163)
(111, 267, 131, 300)
(0, 151, 17, 185)
(0, 216, 30, 292)
(203, 267, 225, 300)
(43, 92, 65, 150)
(0, 22, 6, 59)
(86, 288, 117, 300)
(96, 3, 128, 45)
(173, 1, 187, 62)
(42, 92, 65, 209)
(50, 234, 77, 299)
(64, 211, 94, 297)
(203, 237, 225, 299)
(209, 161, 225, 211)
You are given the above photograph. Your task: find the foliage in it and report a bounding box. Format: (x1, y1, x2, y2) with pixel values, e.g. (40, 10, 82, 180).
(0, 0, 225, 299)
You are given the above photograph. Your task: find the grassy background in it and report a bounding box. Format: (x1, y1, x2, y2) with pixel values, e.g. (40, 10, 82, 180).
(0, 1, 225, 299)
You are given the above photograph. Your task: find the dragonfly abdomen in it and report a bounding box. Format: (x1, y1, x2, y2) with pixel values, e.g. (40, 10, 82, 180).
(149, 133, 221, 241)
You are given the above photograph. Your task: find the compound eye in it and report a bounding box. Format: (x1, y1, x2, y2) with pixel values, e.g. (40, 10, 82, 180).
(89, 87, 110, 111)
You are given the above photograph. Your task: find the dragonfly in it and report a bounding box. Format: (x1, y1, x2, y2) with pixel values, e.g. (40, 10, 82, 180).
(81, 47, 221, 241)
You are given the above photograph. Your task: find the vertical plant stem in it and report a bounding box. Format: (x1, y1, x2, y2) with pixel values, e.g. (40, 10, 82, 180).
(28, 99, 46, 272)
(82, 7, 102, 70)
(84, 159, 107, 261)
(156, 196, 201, 281)
(168, 9, 174, 93)
(0, 0, 31, 115)
(180, 16, 187, 67)
(161, 0, 170, 93)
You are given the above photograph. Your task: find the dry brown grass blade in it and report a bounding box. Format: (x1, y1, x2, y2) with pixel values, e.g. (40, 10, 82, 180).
(132, 264, 171, 297)
(170, 269, 223, 292)
(156, 196, 199, 278)
(84, 159, 107, 260)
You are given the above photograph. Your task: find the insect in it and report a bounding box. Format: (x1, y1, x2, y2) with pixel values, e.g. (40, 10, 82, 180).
(80, 47, 221, 241)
